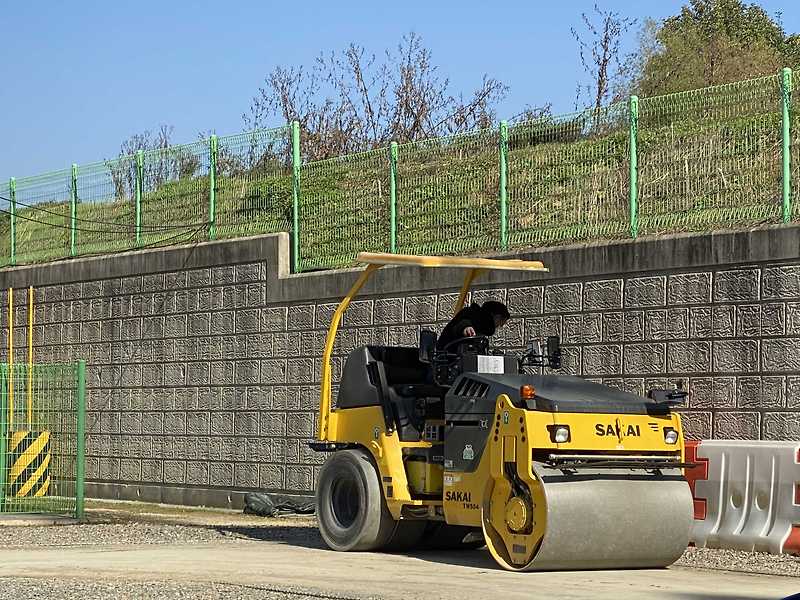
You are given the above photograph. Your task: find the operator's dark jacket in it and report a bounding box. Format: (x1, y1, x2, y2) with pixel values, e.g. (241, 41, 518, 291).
(436, 302, 497, 350)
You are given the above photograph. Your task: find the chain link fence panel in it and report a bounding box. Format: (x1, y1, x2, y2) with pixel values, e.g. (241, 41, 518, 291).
(507, 103, 630, 247)
(396, 129, 500, 256)
(215, 127, 292, 240)
(74, 157, 137, 256)
(140, 140, 210, 248)
(299, 148, 390, 271)
(638, 74, 782, 234)
(0, 363, 81, 517)
(0, 181, 11, 267)
(12, 171, 72, 264)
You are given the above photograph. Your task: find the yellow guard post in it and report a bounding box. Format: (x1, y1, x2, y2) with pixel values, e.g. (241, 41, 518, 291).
(317, 252, 548, 441)
(27, 286, 34, 427)
(7, 287, 13, 429)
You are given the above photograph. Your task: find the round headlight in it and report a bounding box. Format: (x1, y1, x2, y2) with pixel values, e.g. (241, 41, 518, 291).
(554, 426, 570, 443)
(664, 429, 678, 445)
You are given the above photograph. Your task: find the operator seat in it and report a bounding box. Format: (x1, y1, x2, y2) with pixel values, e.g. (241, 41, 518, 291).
(337, 345, 445, 440)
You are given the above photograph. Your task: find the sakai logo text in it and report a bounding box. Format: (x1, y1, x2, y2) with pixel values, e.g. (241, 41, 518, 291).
(445, 491, 471, 502)
(595, 423, 641, 437)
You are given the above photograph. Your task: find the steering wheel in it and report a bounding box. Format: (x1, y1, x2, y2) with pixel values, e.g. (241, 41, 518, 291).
(440, 335, 490, 353)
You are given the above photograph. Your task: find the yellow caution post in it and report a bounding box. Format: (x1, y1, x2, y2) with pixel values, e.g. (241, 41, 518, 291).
(7, 287, 12, 430)
(8, 430, 50, 497)
(27, 286, 33, 427)
(3, 286, 50, 501)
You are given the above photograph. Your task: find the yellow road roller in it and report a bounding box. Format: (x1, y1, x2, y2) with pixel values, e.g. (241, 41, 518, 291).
(310, 252, 694, 570)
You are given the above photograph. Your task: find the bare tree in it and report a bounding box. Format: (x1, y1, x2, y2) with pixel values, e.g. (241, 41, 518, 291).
(508, 103, 554, 125)
(119, 124, 173, 158)
(109, 124, 200, 200)
(572, 5, 636, 111)
(244, 32, 508, 161)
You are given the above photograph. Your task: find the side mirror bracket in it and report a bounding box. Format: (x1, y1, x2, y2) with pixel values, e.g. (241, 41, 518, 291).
(647, 379, 688, 404)
(520, 335, 562, 370)
(546, 335, 562, 369)
(419, 329, 437, 364)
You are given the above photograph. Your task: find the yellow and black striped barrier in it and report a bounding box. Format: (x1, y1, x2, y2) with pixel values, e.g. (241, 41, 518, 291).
(7, 430, 51, 497)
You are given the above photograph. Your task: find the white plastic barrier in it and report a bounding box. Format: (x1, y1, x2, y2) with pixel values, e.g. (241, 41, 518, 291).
(690, 440, 800, 555)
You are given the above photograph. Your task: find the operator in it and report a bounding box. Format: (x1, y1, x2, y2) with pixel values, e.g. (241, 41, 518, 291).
(436, 300, 510, 351)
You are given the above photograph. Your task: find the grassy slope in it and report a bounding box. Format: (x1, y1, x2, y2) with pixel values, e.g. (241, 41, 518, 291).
(0, 111, 790, 269)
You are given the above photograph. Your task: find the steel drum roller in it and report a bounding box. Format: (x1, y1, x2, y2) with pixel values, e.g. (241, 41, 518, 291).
(483, 465, 694, 571)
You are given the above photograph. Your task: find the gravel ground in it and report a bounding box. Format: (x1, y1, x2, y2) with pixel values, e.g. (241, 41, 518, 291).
(676, 546, 800, 578)
(0, 577, 379, 600)
(1, 522, 229, 547)
(3, 503, 799, 585)
(0, 508, 321, 548)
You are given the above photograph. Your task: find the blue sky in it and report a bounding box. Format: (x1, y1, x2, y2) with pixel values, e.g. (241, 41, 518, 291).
(2, 0, 798, 178)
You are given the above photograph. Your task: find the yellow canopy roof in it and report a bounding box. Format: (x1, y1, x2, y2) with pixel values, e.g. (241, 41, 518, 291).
(356, 252, 548, 272)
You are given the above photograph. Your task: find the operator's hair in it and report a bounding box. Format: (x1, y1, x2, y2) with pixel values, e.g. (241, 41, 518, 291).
(482, 300, 510, 320)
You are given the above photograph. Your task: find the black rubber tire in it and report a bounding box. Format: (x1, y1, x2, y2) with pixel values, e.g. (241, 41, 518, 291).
(316, 449, 395, 552)
(420, 523, 487, 550)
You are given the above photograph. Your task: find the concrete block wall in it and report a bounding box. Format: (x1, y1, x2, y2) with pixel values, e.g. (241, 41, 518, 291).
(1, 227, 799, 508)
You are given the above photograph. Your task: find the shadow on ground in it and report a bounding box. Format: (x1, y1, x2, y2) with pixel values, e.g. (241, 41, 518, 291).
(208, 524, 328, 549)
(82, 507, 327, 550)
(198, 517, 502, 568)
(662, 594, 790, 600)
(400, 547, 499, 570)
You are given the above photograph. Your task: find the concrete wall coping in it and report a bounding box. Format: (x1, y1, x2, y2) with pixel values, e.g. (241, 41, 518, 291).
(2, 224, 798, 305)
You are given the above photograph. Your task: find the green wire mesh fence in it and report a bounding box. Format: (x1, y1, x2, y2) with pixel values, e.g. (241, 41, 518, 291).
(74, 157, 138, 255)
(0, 182, 10, 268)
(0, 71, 797, 272)
(12, 170, 72, 264)
(215, 126, 292, 240)
(507, 102, 630, 247)
(140, 140, 211, 247)
(638, 74, 783, 233)
(299, 148, 390, 271)
(0, 362, 85, 518)
(396, 129, 500, 256)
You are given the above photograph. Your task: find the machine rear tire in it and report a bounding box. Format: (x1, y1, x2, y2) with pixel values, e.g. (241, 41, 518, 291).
(316, 449, 395, 552)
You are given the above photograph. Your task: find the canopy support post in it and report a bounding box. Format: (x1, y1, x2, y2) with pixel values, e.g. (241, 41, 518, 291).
(455, 268, 483, 315)
(318, 263, 381, 441)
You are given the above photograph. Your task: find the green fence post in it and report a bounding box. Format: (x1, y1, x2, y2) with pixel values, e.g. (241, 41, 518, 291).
(389, 142, 398, 253)
(9, 178, 16, 266)
(135, 150, 143, 246)
(629, 96, 639, 238)
(782, 67, 793, 223)
(209, 135, 218, 241)
(499, 120, 509, 251)
(75, 360, 86, 520)
(291, 121, 301, 273)
(70, 164, 78, 256)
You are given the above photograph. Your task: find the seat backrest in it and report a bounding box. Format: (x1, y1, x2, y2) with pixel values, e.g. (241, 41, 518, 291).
(337, 347, 381, 409)
(338, 345, 430, 408)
